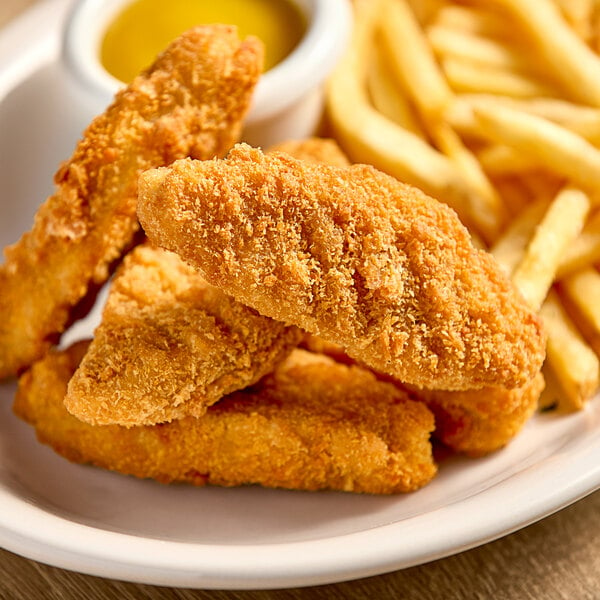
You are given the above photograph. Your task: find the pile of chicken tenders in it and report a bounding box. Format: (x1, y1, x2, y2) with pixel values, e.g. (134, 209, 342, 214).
(0, 26, 546, 494)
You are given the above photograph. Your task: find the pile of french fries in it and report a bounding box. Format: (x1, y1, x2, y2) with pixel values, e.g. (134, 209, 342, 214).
(326, 0, 600, 411)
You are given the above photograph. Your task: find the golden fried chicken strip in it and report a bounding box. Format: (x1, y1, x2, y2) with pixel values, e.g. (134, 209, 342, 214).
(0, 26, 263, 379)
(64, 244, 302, 426)
(15, 342, 437, 494)
(301, 335, 545, 456)
(138, 144, 546, 391)
(409, 374, 545, 457)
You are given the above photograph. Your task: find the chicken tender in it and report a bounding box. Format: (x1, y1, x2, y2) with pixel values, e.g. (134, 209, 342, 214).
(64, 244, 302, 426)
(15, 342, 437, 494)
(409, 374, 545, 457)
(137, 144, 546, 391)
(0, 26, 263, 379)
(301, 335, 545, 455)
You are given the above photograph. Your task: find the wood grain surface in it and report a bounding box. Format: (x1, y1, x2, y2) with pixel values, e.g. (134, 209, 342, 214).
(1, 1, 599, 598)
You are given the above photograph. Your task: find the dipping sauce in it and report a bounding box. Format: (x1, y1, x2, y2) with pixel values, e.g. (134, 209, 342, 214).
(100, 0, 307, 84)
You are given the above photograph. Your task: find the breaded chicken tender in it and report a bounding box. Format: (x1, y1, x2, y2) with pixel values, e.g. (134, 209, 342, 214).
(0, 26, 263, 379)
(137, 144, 546, 391)
(64, 244, 302, 426)
(15, 342, 437, 494)
(409, 374, 545, 457)
(301, 335, 545, 455)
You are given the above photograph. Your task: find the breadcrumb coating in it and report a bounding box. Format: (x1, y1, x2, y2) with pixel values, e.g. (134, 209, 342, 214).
(64, 244, 302, 426)
(410, 373, 545, 457)
(138, 144, 546, 391)
(301, 335, 545, 455)
(0, 26, 263, 378)
(15, 343, 437, 494)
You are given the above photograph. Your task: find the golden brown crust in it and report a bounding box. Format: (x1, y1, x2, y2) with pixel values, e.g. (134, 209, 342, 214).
(138, 144, 546, 391)
(15, 343, 437, 494)
(64, 244, 302, 426)
(411, 374, 545, 457)
(301, 335, 545, 456)
(0, 27, 263, 378)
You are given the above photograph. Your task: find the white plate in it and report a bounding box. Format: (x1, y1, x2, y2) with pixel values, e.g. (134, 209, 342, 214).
(1, 0, 600, 590)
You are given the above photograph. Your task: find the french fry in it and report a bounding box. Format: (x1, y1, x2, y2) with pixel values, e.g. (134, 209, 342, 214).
(490, 199, 551, 275)
(449, 94, 600, 145)
(327, 0, 501, 240)
(558, 267, 600, 357)
(379, 0, 453, 119)
(366, 36, 425, 137)
(489, 0, 600, 106)
(441, 57, 558, 98)
(492, 175, 538, 217)
(476, 144, 540, 176)
(556, 211, 600, 278)
(471, 102, 600, 191)
(427, 25, 534, 74)
(511, 187, 591, 310)
(429, 123, 507, 240)
(540, 290, 600, 410)
(433, 4, 511, 39)
(551, 0, 595, 42)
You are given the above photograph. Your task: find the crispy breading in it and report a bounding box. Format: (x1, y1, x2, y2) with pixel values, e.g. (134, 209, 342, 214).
(409, 374, 545, 457)
(137, 143, 546, 391)
(0, 26, 263, 379)
(64, 244, 302, 426)
(15, 342, 437, 494)
(268, 137, 351, 167)
(301, 335, 545, 455)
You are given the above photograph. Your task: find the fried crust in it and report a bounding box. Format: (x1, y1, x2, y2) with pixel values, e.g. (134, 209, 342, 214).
(138, 144, 546, 391)
(410, 373, 545, 457)
(64, 244, 302, 426)
(15, 343, 437, 494)
(301, 335, 545, 456)
(0, 26, 263, 378)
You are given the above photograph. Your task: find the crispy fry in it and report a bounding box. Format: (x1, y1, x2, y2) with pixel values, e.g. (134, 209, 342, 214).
(441, 57, 558, 98)
(138, 144, 546, 391)
(490, 199, 551, 276)
(326, 0, 485, 233)
(428, 122, 507, 241)
(64, 244, 302, 426)
(433, 4, 511, 39)
(511, 187, 590, 310)
(471, 102, 600, 191)
(0, 26, 263, 379)
(556, 211, 600, 278)
(558, 267, 600, 357)
(475, 145, 540, 176)
(15, 343, 437, 494)
(449, 94, 600, 145)
(540, 290, 600, 410)
(366, 35, 425, 137)
(489, 0, 600, 105)
(379, 0, 453, 119)
(427, 25, 534, 73)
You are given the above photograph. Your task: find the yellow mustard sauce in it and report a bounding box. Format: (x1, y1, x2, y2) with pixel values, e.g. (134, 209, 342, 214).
(100, 0, 307, 84)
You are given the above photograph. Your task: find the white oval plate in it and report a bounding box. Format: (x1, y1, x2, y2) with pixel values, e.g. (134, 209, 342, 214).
(1, 0, 600, 590)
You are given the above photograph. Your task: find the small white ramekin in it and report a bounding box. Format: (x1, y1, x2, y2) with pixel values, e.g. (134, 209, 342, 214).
(62, 0, 352, 147)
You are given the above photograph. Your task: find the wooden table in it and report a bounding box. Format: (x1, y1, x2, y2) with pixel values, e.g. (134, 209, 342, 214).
(1, 1, 599, 598)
